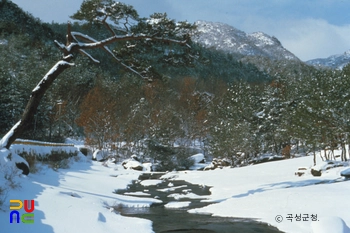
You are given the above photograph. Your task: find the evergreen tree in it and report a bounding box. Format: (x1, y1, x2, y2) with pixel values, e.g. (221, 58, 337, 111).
(0, 0, 196, 149)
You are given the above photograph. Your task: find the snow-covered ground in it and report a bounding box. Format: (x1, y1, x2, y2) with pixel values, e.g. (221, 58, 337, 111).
(1, 146, 350, 233)
(167, 154, 350, 233)
(1, 153, 156, 233)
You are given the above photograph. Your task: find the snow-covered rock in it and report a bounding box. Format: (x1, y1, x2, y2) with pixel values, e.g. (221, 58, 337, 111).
(340, 168, 350, 178)
(92, 149, 105, 161)
(311, 160, 345, 176)
(311, 216, 350, 233)
(122, 159, 144, 171)
(204, 157, 231, 170)
(190, 153, 205, 164)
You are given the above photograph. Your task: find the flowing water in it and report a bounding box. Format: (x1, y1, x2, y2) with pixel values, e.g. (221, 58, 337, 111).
(114, 175, 284, 233)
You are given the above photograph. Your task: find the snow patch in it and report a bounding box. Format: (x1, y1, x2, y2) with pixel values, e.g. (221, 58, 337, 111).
(140, 179, 163, 187)
(124, 191, 151, 197)
(311, 216, 350, 233)
(164, 201, 191, 209)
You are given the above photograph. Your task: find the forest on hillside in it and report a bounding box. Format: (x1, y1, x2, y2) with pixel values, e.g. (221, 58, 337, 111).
(1, 0, 349, 170)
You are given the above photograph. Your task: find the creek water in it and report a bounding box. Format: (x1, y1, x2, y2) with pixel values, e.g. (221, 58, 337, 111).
(114, 176, 284, 233)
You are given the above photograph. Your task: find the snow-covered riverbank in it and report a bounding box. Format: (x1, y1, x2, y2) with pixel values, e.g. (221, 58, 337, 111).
(166, 155, 350, 233)
(1, 148, 349, 233)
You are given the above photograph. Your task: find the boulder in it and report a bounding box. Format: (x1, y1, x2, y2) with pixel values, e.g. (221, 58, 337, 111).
(12, 153, 30, 175)
(204, 158, 231, 171)
(122, 159, 144, 171)
(79, 147, 93, 156)
(311, 168, 322, 177)
(15, 162, 29, 175)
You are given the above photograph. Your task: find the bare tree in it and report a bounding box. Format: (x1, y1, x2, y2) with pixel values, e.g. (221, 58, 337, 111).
(0, 0, 195, 150)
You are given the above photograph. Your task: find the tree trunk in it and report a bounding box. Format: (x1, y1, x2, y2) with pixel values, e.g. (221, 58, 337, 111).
(313, 144, 317, 166)
(342, 143, 347, 161)
(341, 143, 345, 161)
(0, 60, 73, 149)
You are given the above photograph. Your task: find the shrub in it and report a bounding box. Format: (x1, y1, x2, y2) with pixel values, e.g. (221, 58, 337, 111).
(176, 150, 195, 170)
(0, 186, 8, 210)
(4, 166, 21, 190)
(17, 150, 78, 172)
(50, 159, 70, 171)
(147, 144, 195, 171)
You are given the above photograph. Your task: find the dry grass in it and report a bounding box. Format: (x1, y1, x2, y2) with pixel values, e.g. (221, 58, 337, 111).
(13, 139, 74, 147)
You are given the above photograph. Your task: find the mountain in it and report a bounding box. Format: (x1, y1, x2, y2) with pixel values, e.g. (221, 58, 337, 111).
(0, 0, 57, 41)
(306, 50, 350, 70)
(192, 20, 315, 80)
(193, 20, 300, 61)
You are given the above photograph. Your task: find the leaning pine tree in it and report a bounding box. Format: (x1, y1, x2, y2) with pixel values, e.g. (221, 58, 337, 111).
(0, 0, 196, 164)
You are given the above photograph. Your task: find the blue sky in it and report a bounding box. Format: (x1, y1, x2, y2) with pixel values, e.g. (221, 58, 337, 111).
(10, 0, 350, 61)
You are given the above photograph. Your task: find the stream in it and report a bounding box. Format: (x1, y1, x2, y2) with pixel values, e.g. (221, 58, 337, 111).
(114, 174, 284, 233)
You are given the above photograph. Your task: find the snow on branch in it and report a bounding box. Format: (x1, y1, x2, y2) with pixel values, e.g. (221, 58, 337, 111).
(0, 121, 21, 149)
(70, 32, 145, 78)
(70, 31, 189, 50)
(66, 30, 190, 78)
(32, 61, 75, 93)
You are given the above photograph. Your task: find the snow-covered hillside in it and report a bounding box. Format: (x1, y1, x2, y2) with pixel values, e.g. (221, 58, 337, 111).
(1, 145, 349, 233)
(306, 50, 350, 70)
(193, 20, 300, 61)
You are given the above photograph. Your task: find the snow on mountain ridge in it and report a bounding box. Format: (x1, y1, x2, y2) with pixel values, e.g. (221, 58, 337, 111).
(193, 20, 299, 61)
(248, 32, 277, 47)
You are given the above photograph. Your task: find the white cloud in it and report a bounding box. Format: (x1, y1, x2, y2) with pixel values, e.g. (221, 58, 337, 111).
(231, 16, 350, 61)
(274, 19, 350, 61)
